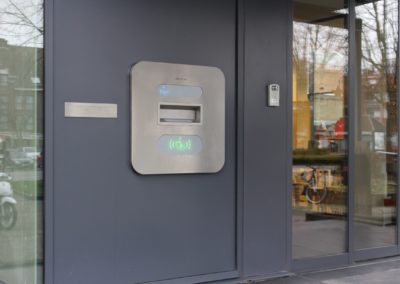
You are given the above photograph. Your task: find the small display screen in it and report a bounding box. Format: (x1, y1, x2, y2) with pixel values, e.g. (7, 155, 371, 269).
(158, 135, 203, 155)
(159, 84, 202, 98)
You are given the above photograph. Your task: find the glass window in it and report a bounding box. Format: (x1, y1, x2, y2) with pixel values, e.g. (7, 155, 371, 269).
(292, 0, 348, 259)
(354, 0, 398, 250)
(0, 0, 43, 283)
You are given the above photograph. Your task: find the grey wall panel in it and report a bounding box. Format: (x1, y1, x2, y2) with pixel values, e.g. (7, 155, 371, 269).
(52, 0, 237, 283)
(243, 0, 290, 276)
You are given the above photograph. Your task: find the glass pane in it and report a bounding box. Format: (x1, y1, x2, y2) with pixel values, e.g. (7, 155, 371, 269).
(0, 0, 43, 283)
(354, 0, 398, 250)
(292, 0, 348, 259)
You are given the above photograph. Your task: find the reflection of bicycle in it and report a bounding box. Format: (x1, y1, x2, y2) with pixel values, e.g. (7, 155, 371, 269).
(301, 166, 327, 204)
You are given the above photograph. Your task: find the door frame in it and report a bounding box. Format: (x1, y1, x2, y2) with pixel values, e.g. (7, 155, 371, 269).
(44, 0, 55, 282)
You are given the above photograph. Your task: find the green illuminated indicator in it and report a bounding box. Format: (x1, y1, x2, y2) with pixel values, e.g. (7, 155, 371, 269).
(168, 137, 192, 152)
(158, 135, 202, 155)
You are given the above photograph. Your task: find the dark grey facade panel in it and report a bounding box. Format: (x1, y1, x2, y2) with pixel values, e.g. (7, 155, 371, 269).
(51, 0, 238, 283)
(42, 0, 362, 282)
(242, 0, 290, 276)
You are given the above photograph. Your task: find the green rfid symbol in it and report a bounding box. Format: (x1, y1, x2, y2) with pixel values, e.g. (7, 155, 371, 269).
(158, 135, 202, 155)
(168, 136, 192, 152)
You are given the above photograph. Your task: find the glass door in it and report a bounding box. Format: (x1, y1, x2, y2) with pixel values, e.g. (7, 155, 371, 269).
(292, 0, 399, 264)
(354, 0, 398, 252)
(0, 0, 44, 283)
(292, 0, 349, 260)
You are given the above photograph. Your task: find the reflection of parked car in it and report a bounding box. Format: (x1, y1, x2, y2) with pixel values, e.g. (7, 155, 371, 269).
(0, 172, 12, 181)
(22, 147, 41, 160)
(7, 150, 34, 168)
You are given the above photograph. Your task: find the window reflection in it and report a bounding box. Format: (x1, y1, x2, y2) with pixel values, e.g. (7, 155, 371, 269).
(0, 0, 43, 283)
(292, 0, 348, 259)
(354, 0, 398, 250)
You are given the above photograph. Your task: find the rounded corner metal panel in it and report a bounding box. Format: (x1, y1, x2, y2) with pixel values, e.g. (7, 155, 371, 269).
(212, 158, 226, 174)
(131, 61, 225, 175)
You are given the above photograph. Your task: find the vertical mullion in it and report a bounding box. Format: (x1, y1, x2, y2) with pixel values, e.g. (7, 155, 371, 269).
(236, 0, 245, 275)
(44, 0, 55, 283)
(397, 0, 400, 253)
(286, 0, 294, 270)
(347, 0, 356, 263)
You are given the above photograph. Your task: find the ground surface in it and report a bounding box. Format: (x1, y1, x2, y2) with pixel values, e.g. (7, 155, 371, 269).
(261, 257, 400, 284)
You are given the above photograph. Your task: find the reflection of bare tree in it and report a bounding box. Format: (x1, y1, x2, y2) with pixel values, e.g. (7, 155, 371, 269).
(360, 1, 397, 77)
(293, 20, 348, 93)
(358, 0, 398, 148)
(293, 1, 398, 149)
(0, 0, 43, 46)
(0, 0, 43, 147)
(293, 19, 348, 150)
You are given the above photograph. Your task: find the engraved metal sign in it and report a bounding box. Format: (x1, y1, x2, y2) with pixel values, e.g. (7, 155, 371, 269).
(65, 102, 118, 118)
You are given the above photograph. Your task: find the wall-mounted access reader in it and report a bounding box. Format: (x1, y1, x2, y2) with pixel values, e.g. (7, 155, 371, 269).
(131, 61, 225, 175)
(267, 84, 280, 107)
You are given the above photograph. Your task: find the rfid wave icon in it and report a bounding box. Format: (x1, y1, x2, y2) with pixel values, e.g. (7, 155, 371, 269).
(168, 136, 192, 152)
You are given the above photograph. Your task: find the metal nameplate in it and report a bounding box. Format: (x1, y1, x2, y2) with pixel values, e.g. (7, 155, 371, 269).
(65, 102, 118, 118)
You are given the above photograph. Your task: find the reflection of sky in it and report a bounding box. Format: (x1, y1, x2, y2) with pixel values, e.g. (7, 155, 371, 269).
(315, 50, 346, 69)
(0, 0, 43, 47)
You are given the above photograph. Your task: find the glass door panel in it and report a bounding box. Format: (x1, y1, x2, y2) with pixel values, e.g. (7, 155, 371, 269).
(354, 0, 398, 250)
(292, 0, 349, 259)
(0, 0, 43, 283)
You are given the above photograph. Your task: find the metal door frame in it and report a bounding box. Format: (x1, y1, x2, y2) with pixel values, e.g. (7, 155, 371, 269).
(44, 0, 55, 282)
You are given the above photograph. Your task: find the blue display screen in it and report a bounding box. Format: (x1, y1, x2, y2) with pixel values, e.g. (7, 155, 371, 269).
(159, 84, 202, 98)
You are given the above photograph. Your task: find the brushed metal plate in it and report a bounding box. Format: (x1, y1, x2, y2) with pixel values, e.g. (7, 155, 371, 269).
(131, 61, 225, 175)
(65, 102, 118, 118)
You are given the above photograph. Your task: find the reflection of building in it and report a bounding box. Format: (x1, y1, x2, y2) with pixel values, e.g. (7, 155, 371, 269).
(293, 59, 346, 150)
(0, 38, 43, 149)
